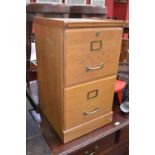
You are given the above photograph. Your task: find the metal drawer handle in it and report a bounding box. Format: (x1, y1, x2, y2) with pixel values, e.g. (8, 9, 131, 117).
(86, 63, 104, 72)
(85, 152, 95, 155)
(84, 145, 99, 155)
(83, 106, 99, 115)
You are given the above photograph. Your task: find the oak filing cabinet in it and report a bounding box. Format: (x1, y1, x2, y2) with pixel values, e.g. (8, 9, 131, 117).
(34, 18, 124, 143)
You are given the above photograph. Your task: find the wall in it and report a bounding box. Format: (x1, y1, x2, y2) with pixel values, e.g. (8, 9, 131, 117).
(113, 0, 128, 20)
(105, 0, 129, 20)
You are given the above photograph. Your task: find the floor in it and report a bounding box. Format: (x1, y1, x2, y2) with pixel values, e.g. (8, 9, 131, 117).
(26, 98, 51, 155)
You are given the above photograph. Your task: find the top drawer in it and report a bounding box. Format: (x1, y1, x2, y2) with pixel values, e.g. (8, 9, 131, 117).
(64, 28, 123, 86)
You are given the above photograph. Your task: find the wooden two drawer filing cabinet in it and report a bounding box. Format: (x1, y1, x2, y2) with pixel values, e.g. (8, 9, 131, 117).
(34, 18, 124, 143)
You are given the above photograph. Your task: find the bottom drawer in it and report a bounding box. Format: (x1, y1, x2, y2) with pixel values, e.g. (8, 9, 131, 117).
(64, 75, 116, 129)
(99, 141, 129, 155)
(120, 126, 129, 142)
(71, 133, 115, 155)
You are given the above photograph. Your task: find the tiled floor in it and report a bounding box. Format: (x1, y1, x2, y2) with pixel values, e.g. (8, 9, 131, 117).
(26, 98, 51, 155)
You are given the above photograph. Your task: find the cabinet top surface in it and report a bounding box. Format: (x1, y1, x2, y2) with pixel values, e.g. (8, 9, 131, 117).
(34, 17, 125, 28)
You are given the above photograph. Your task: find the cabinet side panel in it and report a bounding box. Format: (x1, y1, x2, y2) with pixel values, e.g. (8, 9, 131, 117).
(34, 23, 64, 136)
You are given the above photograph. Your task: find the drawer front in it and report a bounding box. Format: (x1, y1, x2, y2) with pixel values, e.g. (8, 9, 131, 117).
(101, 141, 129, 155)
(71, 134, 115, 155)
(64, 28, 123, 86)
(64, 75, 116, 129)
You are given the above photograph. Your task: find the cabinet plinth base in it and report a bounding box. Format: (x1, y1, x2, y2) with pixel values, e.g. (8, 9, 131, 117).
(61, 111, 113, 143)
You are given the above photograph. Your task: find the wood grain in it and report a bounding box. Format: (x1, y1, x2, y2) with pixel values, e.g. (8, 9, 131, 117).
(64, 28, 123, 86)
(71, 133, 115, 155)
(64, 76, 116, 129)
(27, 80, 129, 154)
(34, 18, 125, 29)
(34, 23, 64, 139)
(63, 111, 113, 143)
(34, 18, 124, 143)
